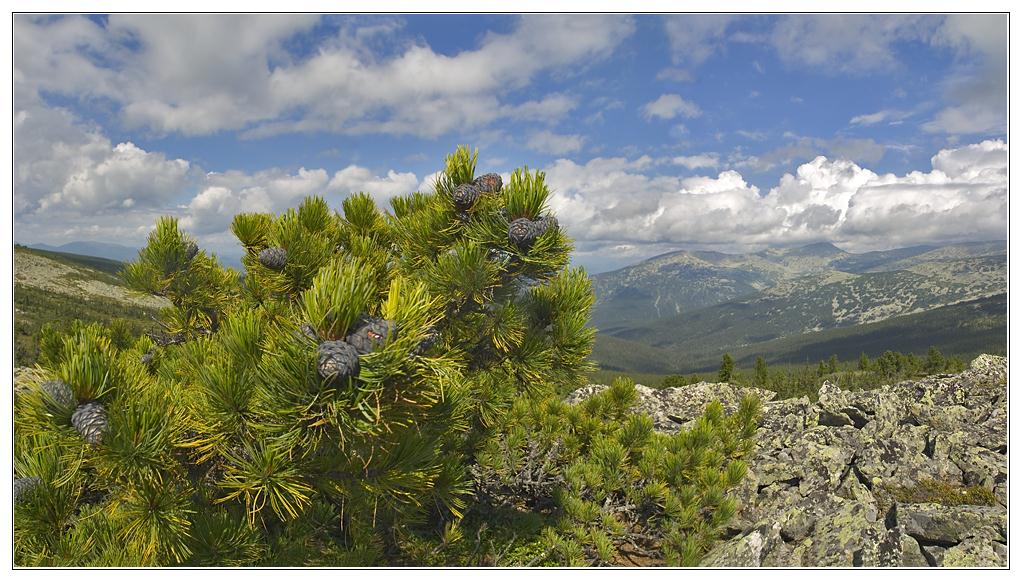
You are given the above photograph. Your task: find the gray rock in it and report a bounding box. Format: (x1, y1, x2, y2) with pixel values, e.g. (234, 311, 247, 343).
(895, 503, 1005, 546)
(566, 355, 1007, 567)
(899, 533, 930, 567)
(700, 521, 782, 567)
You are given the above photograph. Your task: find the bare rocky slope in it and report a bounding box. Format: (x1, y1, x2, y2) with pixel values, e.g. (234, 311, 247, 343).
(567, 354, 1008, 567)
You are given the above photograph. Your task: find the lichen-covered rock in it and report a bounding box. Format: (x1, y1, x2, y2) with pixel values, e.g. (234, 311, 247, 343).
(699, 521, 782, 567)
(895, 503, 1005, 546)
(941, 526, 1006, 567)
(564, 381, 774, 432)
(566, 356, 1007, 567)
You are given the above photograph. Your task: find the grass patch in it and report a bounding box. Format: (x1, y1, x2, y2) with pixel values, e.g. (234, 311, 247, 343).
(888, 479, 1001, 507)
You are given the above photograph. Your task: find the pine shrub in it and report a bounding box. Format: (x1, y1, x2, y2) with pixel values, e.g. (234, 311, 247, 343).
(475, 378, 761, 566)
(14, 147, 596, 566)
(14, 146, 759, 567)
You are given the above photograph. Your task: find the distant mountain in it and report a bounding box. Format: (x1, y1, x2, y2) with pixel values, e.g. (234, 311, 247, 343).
(590, 241, 1006, 329)
(26, 241, 140, 263)
(24, 240, 245, 269)
(589, 241, 1006, 374)
(593, 294, 1006, 373)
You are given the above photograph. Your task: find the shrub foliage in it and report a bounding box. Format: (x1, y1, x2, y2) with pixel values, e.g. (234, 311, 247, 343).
(14, 147, 758, 567)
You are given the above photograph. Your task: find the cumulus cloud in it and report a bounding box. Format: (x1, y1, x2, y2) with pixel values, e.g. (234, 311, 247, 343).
(14, 89, 194, 220)
(14, 14, 633, 138)
(526, 130, 586, 155)
(13, 89, 427, 246)
(179, 164, 423, 235)
(544, 140, 1006, 267)
(641, 94, 701, 121)
(328, 166, 420, 205)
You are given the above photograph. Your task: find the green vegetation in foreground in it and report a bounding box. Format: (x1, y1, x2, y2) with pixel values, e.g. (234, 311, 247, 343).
(14, 147, 760, 567)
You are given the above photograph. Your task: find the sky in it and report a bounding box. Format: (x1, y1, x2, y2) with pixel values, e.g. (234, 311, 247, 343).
(12, 13, 1008, 273)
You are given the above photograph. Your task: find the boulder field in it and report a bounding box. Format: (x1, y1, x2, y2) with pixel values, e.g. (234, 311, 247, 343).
(567, 355, 1007, 567)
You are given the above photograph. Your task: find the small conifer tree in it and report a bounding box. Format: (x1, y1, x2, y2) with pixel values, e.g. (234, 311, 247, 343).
(717, 353, 734, 383)
(13, 147, 596, 566)
(753, 357, 768, 386)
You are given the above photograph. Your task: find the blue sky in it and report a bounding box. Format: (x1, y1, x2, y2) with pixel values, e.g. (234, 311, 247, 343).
(13, 14, 1007, 272)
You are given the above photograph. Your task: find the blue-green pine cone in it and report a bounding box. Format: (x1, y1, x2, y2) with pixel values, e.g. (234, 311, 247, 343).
(258, 247, 287, 270)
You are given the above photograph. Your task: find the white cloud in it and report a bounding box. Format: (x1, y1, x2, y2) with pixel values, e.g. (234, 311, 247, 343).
(641, 94, 701, 121)
(543, 140, 1005, 264)
(15, 15, 634, 138)
(849, 109, 912, 126)
(181, 167, 331, 235)
(671, 154, 719, 170)
(526, 130, 585, 155)
(328, 166, 420, 206)
(769, 15, 937, 73)
(14, 89, 194, 220)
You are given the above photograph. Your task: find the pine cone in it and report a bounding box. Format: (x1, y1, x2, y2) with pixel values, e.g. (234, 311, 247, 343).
(140, 351, 155, 367)
(41, 379, 76, 410)
(346, 317, 397, 355)
(317, 341, 360, 385)
(184, 241, 199, 262)
(508, 218, 544, 249)
(13, 476, 42, 503)
(537, 214, 559, 234)
(473, 173, 503, 194)
(411, 328, 440, 356)
(452, 184, 480, 210)
(258, 247, 287, 270)
(71, 401, 108, 445)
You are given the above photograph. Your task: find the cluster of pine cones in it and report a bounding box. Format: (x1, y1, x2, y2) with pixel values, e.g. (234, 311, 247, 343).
(312, 316, 397, 387)
(447, 172, 559, 250)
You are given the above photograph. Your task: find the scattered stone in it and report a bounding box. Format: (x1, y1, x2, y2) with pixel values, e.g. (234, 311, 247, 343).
(572, 354, 1007, 567)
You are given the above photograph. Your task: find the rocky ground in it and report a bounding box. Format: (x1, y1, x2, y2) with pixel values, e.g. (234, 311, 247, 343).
(14, 250, 169, 310)
(569, 354, 1008, 567)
